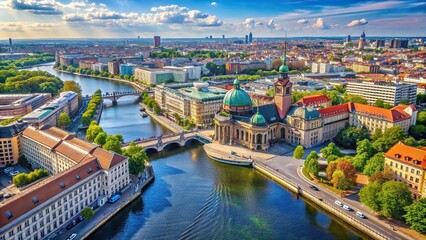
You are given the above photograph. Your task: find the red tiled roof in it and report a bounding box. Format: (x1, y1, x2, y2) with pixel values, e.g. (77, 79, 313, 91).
(297, 94, 330, 106)
(351, 103, 413, 122)
(318, 103, 349, 117)
(0, 158, 99, 227)
(385, 142, 426, 169)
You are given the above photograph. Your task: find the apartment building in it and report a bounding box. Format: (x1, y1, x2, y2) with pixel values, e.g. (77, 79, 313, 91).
(347, 81, 417, 105)
(0, 125, 130, 240)
(134, 68, 188, 85)
(0, 94, 52, 118)
(385, 142, 426, 199)
(0, 122, 27, 167)
(351, 63, 380, 73)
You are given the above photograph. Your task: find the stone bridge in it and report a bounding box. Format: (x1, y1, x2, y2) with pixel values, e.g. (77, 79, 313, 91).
(85, 91, 142, 104)
(122, 131, 212, 152)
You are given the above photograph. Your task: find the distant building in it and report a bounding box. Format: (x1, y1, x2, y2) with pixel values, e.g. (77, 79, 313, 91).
(59, 54, 97, 66)
(8, 38, 12, 53)
(245, 35, 248, 44)
(0, 122, 27, 167)
(296, 94, 332, 109)
(119, 64, 137, 76)
(79, 60, 97, 69)
(347, 80, 418, 105)
(346, 35, 351, 42)
(385, 142, 426, 199)
(225, 61, 267, 74)
(249, 32, 253, 43)
(222, 35, 225, 39)
(351, 63, 380, 73)
(22, 91, 79, 126)
(134, 68, 188, 85)
(154, 36, 161, 47)
(375, 39, 385, 48)
(0, 93, 52, 117)
(390, 39, 409, 49)
(358, 31, 366, 50)
(311, 62, 345, 74)
(108, 60, 121, 75)
(0, 53, 28, 61)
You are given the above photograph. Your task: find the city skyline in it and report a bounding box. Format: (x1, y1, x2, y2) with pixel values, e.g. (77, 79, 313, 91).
(0, 0, 425, 38)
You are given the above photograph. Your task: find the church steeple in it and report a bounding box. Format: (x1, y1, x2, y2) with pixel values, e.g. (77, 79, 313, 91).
(279, 37, 289, 77)
(274, 36, 293, 120)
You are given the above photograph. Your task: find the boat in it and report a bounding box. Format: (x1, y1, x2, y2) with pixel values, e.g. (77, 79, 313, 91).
(203, 144, 253, 167)
(139, 111, 148, 118)
(139, 107, 145, 111)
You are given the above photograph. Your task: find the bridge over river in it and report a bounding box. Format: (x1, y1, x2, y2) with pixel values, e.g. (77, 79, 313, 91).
(122, 131, 212, 152)
(84, 90, 143, 104)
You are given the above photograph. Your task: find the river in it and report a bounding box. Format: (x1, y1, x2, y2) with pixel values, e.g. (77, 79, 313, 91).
(26, 63, 364, 239)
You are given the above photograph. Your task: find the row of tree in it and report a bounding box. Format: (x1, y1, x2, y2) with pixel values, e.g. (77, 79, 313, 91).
(0, 53, 54, 70)
(0, 70, 63, 95)
(172, 112, 196, 130)
(82, 90, 102, 126)
(0, 116, 21, 126)
(12, 169, 48, 187)
(141, 91, 161, 115)
(58, 64, 135, 82)
(86, 121, 147, 175)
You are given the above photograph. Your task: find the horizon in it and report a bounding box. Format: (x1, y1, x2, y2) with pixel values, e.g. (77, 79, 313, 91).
(0, 0, 425, 38)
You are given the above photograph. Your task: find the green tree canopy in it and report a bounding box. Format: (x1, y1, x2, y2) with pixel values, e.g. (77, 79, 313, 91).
(94, 132, 107, 146)
(378, 181, 413, 219)
(363, 152, 385, 176)
(359, 181, 382, 212)
(320, 142, 343, 160)
(57, 112, 71, 129)
(374, 99, 385, 108)
(293, 145, 304, 160)
(103, 135, 122, 154)
(81, 207, 94, 221)
(123, 142, 148, 175)
(304, 151, 319, 176)
(403, 198, 426, 234)
(334, 125, 370, 149)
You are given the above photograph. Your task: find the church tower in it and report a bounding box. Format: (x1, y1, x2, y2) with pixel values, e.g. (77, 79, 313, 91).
(274, 39, 293, 119)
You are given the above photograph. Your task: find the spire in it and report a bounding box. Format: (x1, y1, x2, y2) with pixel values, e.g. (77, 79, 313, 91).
(233, 72, 240, 89)
(279, 33, 289, 75)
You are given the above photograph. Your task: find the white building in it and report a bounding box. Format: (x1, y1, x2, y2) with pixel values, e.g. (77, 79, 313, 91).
(0, 125, 130, 240)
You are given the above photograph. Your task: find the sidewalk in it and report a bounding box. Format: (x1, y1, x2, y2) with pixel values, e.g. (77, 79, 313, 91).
(140, 103, 184, 133)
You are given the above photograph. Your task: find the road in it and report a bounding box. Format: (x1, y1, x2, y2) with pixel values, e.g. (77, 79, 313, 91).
(258, 153, 411, 240)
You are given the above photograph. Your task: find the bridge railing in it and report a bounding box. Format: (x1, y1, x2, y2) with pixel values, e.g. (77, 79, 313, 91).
(122, 130, 200, 146)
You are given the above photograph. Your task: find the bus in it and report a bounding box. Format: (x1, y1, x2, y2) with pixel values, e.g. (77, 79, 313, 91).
(108, 194, 121, 203)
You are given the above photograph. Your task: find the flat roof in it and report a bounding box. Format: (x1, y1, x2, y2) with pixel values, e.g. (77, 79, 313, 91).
(178, 86, 227, 101)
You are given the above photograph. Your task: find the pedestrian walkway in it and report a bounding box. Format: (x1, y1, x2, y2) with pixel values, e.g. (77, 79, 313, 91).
(140, 103, 184, 133)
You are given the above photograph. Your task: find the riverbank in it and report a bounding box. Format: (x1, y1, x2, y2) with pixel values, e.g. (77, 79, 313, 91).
(139, 103, 184, 133)
(53, 67, 149, 92)
(72, 165, 155, 240)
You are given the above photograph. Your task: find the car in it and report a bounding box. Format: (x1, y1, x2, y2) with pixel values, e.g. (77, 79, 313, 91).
(76, 215, 84, 223)
(335, 200, 343, 207)
(4, 193, 13, 198)
(343, 205, 352, 211)
(309, 185, 319, 191)
(46, 233, 58, 240)
(66, 233, 77, 240)
(230, 151, 237, 155)
(0, 191, 3, 198)
(9, 171, 20, 177)
(356, 211, 366, 219)
(66, 220, 76, 230)
(3, 167, 14, 174)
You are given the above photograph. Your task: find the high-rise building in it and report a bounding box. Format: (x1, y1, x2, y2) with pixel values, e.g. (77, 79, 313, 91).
(153, 36, 161, 47)
(375, 39, 385, 48)
(249, 32, 253, 43)
(222, 35, 225, 39)
(346, 35, 351, 42)
(358, 31, 366, 50)
(390, 39, 409, 48)
(209, 35, 212, 39)
(8, 38, 12, 53)
(245, 35, 248, 44)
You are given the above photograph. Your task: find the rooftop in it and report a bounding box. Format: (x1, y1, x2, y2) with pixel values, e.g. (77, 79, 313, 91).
(178, 86, 227, 101)
(385, 142, 426, 169)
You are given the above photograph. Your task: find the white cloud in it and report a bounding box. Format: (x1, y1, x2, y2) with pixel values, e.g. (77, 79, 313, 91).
(6, 0, 62, 15)
(211, 2, 217, 6)
(312, 18, 329, 29)
(297, 19, 308, 24)
(266, 18, 278, 30)
(347, 18, 368, 27)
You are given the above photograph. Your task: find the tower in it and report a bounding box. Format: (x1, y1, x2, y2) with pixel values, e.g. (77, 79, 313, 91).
(346, 35, 351, 42)
(8, 38, 12, 53)
(274, 39, 293, 119)
(358, 31, 366, 50)
(245, 35, 248, 44)
(249, 32, 253, 43)
(153, 36, 161, 47)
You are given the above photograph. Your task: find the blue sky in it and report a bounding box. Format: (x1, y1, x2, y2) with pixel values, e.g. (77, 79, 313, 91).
(0, 0, 425, 38)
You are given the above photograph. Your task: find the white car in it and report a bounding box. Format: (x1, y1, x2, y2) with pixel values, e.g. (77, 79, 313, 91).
(3, 167, 14, 174)
(343, 205, 352, 211)
(66, 233, 77, 240)
(9, 171, 20, 177)
(356, 211, 366, 219)
(335, 200, 343, 207)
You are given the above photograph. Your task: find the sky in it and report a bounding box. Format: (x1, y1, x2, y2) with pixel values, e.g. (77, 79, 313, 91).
(0, 0, 425, 39)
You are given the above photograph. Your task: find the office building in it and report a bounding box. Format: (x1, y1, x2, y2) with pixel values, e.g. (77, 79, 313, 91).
(0, 94, 52, 118)
(153, 36, 161, 47)
(346, 35, 351, 42)
(249, 32, 253, 43)
(347, 81, 417, 105)
(22, 92, 79, 126)
(245, 35, 248, 44)
(0, 125, 130, 240)
(0, 122, 27, 167)
(8, 38, 12, 53)
(134, 68, 188, 85)
(385, 142, 426, 199)
(390, 39, 409, 49)
(311, 62, 345, 74)
(375, 39, 385, 48)
(119, 64, 137, 76)
(108, 60, 121, 75)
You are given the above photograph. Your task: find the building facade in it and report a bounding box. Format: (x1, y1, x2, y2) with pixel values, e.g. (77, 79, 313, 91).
(0, 122, 27, 167)
(384, 142, 426, 199)
(347, 81, 417, 105)
(0, 94, 51, 118)
(0, 125, 130, 240)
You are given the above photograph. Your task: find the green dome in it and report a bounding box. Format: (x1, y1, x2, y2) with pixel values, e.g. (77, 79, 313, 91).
(250, 112, 267, 126)
(223, 79, 253, 108)
(279, 64, 289, 73)
(292, 106, 320, 120)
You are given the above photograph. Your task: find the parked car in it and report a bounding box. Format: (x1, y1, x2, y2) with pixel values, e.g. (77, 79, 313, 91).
(9, 171, 20, 177)
(0, 191, 4, 198)
(3, 167, 14, 174)
(76, 216, 84, 223)
(356, 211, 366, 219)
(309, 185, 319, 191)
(66, 233, 77, 240)
(4, 193, 13, 198)
(66, 220, 77, 230)
(343, 205, 352, 211)
(335, 200, 343, 207)
(230, 151, 237, 155)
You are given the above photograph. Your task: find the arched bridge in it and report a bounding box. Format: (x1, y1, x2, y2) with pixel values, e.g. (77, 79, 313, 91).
(84, 91, 141, 104)
(122, 131, 212, 152)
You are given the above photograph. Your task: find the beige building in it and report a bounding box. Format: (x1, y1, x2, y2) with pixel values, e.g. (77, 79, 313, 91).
(351, 63, 380, 73)
(385, 142, 426, 199)
(347, 80, 417, 105)
(134, 68, 188, 85)
(0, 122, 27, 167)
(0, 125, 130, 240)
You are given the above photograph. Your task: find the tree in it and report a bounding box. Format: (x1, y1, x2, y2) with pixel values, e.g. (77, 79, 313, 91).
(320, 142, 342, 160)
(304, 151, 319, 176)
(12, 173, 28, 187)
(375, 99, 385, 108)
(373, 126, 406, 152)
(334, 125, 370, 149)
(399, 99, 410, 105)
(369, 168, 393, 184)
(86, 123, 104, 142)
(293, 145, 304, 160)
(342, 93, 368, 104)
(337, 161, 357, 186)
(81, 207, 94, 221)
(332, 170, 352, 190)
(123, 142, 148, 175)
(326, 155, 339, 163)
(62, 81, 82, 103)
(359, 181, 382, 212)
(351, 152, 369, 172)
(404, 198, 426, 234)
(94, 132, 107, 146)
(409, 125, 426, 140)
(103, 135, 122, 154)
(371, 128, 383, 142)
(40, 82, 58, 95)
(326, 160, 339, 180)
(266, 88, 275, 97)
(417, 111, 426, 125)
(403, 137, 418, 147)
(378, 181, 413, 219)
(356, 139, 375, 158)
(334, 85, 345, 94)
(363, 153, 385, 176)
(57, 112, 71, 129)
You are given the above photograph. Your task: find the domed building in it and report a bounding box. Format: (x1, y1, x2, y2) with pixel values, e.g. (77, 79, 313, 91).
(222, 79, 253, 116)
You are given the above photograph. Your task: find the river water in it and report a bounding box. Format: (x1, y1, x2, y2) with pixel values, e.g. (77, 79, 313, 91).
(26, 63, 363, 240)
